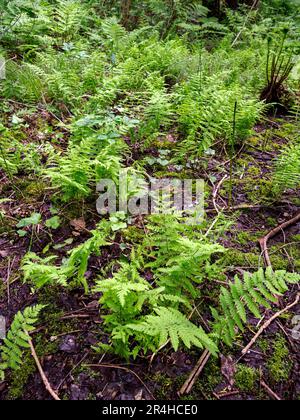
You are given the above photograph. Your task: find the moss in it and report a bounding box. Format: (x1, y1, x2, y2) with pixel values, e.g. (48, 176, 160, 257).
(291, 197, 300, 206)
(0, 216, 15, 235)
(221, 249, 260, 269)
(122, 226, 144, 244)
(247, 166, 261, 178)
(267, 335, 292, 383)
(7, 352, 35, 399)
(0, 279, 5, 298)
(247, 136, 261, 147)
(7, 330, 58, 399)
(258, 338, 269, 354)
(235, 365, 259, 392)
(151, 372, 174, 400)
(37, 287, 78, 336)
(191, 358, 222, 399)
(269, 243, 300, 272)
(266, 217, 277, 228)
(234, 231, 262, 246)
(14, 179, 46, 202)
(221, 248, 290, 271)
(245, 178, 274, 202)
(24, 181, 46, 200)
(269, 254, 290, 271)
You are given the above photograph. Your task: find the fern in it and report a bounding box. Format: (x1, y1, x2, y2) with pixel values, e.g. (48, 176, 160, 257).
(141, 214, 225, 298)
(22, 253, 68, 288)
(93, 259, 197, 358)
(273, 142, 300, 194)
(51, 0, 87, 41)
(45, 136, 122, 201)
(101, 17, 127, 51)
(142, 89, 174, 137)
(22, 221, 111, 292)
(176, 75, 264, 154)
(128, 307, 218, 355)
(0, 305, 45, 380)
(213, 267, 300, 345)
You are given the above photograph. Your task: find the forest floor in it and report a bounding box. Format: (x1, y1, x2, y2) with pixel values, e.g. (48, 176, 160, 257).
(0, 107, 299, 400)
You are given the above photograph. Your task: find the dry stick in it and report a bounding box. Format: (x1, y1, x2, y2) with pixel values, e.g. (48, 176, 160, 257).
(231, 0, 260, 47)
(27, 334, 61, 400)
(241, 293, 300, 356)
(259, 212, 300, 267)
(260, 380, 281, 401)
(206, 203, 269, 214)
(212, 174, 228, 214)
(215, 390, 240, 399)
(178, 349, 211, 396)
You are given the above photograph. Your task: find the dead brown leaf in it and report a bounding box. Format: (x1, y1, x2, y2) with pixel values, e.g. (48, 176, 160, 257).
(221, 355, 236, 388)
(70, 217, 86, 232)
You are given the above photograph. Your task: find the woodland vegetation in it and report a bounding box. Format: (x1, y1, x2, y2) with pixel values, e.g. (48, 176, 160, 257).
(0, 0, 299, 401)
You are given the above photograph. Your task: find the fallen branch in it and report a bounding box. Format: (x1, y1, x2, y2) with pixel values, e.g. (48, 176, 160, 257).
(259, 212, 300, 267)
(178, 349, 211, 396)
(27, 334, 60, 401)
(241, 294, 300, 356)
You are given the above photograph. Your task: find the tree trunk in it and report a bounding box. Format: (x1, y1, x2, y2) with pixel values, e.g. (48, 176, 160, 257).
(121, 0, 132, 29)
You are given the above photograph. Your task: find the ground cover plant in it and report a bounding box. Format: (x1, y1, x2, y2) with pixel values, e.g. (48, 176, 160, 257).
(0, 0, 299, 401)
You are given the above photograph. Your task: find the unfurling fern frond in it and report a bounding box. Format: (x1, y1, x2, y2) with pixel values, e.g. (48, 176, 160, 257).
(128, 307, 218, 355)
(213, 268, 300, 345)
(0, 305, 45, 380)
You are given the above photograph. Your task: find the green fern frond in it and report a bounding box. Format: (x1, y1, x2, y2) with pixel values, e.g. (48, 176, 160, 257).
(128, 307, 218, 355)
(51, 0, 86, 40)
(214, 268, 300, 344)
(0, 305, 45, 380)
(22, 252, 68, 288)
(22, 221, 111, 292)
(273, 142, 300, 194)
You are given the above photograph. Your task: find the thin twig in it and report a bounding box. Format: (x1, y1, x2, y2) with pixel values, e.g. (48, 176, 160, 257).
(27, 334, 60, 400)
(212, 174, 228, 214)
(261, 380, 281, 400)
(259, 212, 300, 267)
(231, 0, 260, 47)
(241, 294, 300, 356)
(178, 349, 211, 396)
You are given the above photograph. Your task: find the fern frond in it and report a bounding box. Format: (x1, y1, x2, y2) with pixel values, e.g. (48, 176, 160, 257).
(214, 268, 300, 344)
(22, 221, 111, 292)
(273, 142, 300, 194)
(128, 307, 218, 355)
(0, 305, 45, 380)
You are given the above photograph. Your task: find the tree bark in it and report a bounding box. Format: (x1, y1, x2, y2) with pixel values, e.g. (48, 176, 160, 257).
(121, 0, 132, 29)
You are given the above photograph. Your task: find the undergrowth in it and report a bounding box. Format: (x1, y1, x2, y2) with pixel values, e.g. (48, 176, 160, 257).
(0, 0, 299, 399)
